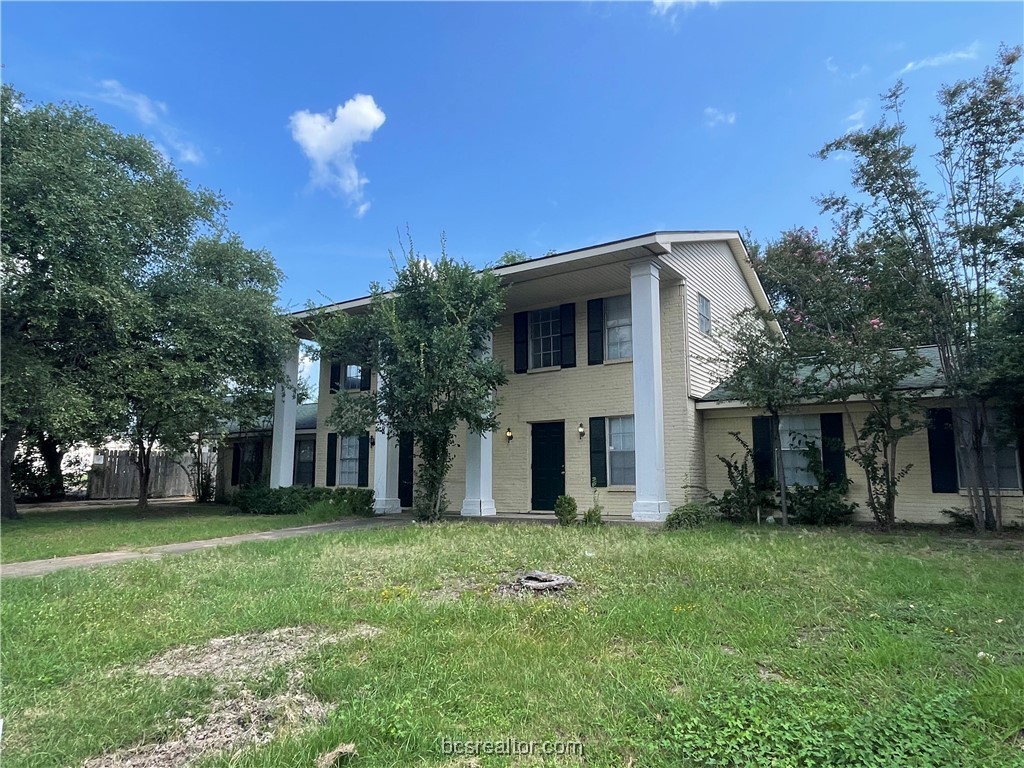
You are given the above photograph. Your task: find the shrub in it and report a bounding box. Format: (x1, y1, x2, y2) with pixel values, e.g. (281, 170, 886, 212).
(939, 506, 974, 528)
(582, 480, 604, 526)
(665, 502, 713, 530)
(787, 443, 858, 526)
(233, 485, 375, 516)
(702, 433, 778, 523)
(554, 494, 578, 526)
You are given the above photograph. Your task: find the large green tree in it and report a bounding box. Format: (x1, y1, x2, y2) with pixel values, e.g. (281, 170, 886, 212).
(1, 85, 217, 518)
(314, 235, 507, 521)
(818, 45, 1024, 531)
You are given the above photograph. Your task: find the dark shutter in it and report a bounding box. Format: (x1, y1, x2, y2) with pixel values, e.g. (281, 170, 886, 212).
(329, 361, 341, 394)
(587, 298, 604, 365)
(559, 302, 576, 369)
(360, 365, 371, 391)
(819, 413, 846, 486)
(513, 312, 529, 373)
(752, 416, 775, 489)
(589, 417, 607, 488)
(357, 433, 370, 487)
(326, 433, 338, 487)
(927, 408, 958, 493)
(231, 443, 241, 486)
(254, 441, 264, 480)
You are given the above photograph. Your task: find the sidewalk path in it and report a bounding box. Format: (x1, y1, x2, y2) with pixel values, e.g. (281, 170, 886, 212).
(1, 516, 412, 579)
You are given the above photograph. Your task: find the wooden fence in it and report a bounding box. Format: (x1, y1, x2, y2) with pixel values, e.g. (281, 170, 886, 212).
(87, 449, 214, 500)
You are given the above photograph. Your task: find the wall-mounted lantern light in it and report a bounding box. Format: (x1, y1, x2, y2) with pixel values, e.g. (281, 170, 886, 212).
(578, 423, 586, 440)
(505, 427, 514, 443)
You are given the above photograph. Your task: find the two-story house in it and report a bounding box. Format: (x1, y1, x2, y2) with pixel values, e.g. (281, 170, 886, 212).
(248, 230, 769, 522)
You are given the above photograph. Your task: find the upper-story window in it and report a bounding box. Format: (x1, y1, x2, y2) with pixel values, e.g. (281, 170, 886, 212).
(604, 295, 632, 360)
(529, 307, 562, 369)
(344, 365, 363, 391)
(698, 294, 712, 335)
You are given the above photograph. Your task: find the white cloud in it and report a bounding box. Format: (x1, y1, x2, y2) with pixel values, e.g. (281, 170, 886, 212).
(703, 106, 736, 128)
(825, 57, 839, 74)
(844, 99, 869, 133)
(651, 0, 718, 26)
(826, 58, 870, 79)
(298, 344, 318, 403)
(95, 80, 203, 165)
(898, 41, 979, 75)
(289, 94, 386, 216)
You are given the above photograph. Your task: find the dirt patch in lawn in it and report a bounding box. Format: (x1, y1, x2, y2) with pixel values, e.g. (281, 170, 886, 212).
(85, 624, 380, 768)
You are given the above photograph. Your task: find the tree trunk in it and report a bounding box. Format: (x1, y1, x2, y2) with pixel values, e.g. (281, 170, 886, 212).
(136, 439, 152, 510)
(771, 413, 789, 525)
(1, 426, 25, 520)
(37, 433, 66, 501)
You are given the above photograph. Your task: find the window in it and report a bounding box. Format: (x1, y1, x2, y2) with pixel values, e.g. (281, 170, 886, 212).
(698, 294, 712, 335)
(294, 438, 315, 487)
(608, 416, 636, 486)
(529, 307, 562, 369)
(955, 409, 1021, 490)
(604, 295, 632, 360)
(338, 435, 361, 486)
(780, 414, 822, 487)
(344, 365, 363, 391)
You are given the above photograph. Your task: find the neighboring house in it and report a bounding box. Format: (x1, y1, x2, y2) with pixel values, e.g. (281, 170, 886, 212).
(267, 231, 768, 521)
(699, 346, 1024, 525)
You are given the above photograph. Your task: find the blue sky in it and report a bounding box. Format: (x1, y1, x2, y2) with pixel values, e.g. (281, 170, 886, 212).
(4, 1, 1021, 315)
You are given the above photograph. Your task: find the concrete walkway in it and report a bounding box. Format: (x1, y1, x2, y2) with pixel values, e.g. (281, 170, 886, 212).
(1, 515, 412, 579)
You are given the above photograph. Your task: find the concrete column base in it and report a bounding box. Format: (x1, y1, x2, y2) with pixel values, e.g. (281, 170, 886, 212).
(632, 500, 670, 522)
(460, 498, 497, 516)
(373, 497, 403, 515)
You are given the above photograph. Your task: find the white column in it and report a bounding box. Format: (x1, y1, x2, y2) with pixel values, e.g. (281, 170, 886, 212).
(269, 343, 300, 488)
(461, 334, 496, 516)
(373, 430, 402, 515)
(372, 372, 402, 514)
(630, 261, 670, 521)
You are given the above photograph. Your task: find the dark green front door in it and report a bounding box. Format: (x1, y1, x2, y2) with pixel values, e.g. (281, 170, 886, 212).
(531, 422, 565, 511)
(398, 431, 414, 508)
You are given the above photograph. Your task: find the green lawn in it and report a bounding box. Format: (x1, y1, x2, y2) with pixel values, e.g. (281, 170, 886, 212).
(2, 523, 1022, 767)
(0, 502, 347, 564)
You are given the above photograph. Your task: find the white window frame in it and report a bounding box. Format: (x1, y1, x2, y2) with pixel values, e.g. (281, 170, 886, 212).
(698, 294, 712, 335)
(529, 306, 562, 369)
(953, 409, 1021, 491)
(343, 365, 363, 391)
(604, 294, 632, 361)
(338, 435, 360, 486)
(779, 414, 822, 488)
(607, 415, 636, 487)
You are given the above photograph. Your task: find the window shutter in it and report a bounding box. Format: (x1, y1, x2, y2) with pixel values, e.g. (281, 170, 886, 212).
(819, 413, 846, 486)
(254, 441, 264, 480)
(927, 408, 958, 493)
(513, 312, 529, 373)
(231, 443, 241, 486)
(559, 303, 576, 368)
(589, 417, 607, 488)
(752, 416, 775, 489)
(326, 433, 338, 487)
(357, 433, 370, 487)
(360, 365, 372, 391)
(587, 298, 604, 366)
(329, 361, 341, 394)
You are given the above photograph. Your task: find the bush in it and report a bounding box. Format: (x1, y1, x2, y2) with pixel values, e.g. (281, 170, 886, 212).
(939, 506, 974, 528)
(554, 494, 578, 526)
(787, 443, 858, 526)
(582, 480, 604, 526)
(665, 502, 713, 530)
(703, 433, 778, 523)
(232, 485, 375, 516)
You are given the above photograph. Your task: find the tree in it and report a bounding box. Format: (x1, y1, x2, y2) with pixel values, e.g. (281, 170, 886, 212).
(818, 45, 1024, 531)
(1, 85, 218, 518)
(314, 234, 507, 521)
(97, 235, 295, 508)
(757, 229, 927, 529)
(496, 249, 528, 266)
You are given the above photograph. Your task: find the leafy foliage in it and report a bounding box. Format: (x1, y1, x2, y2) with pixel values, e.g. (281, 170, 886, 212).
(313, 233, 507, 521)
(787, 444, 858, 526)
(705, 433, 779, 523)
(582, 479, 604, 527)
(231, 485, 375, 516)
(553, 494, 578, 526)
(664, 502, 713, 530)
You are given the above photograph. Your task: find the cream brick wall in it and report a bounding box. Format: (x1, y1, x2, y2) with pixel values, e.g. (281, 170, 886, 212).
(701, 403, 1024, 526)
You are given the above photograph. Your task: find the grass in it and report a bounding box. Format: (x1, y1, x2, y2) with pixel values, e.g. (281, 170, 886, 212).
(0, 501, 350, 564)
(2, 522, 1022, 767)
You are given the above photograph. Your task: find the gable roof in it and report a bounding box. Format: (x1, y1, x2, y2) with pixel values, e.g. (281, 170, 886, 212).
(698, 345, 946, 405)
